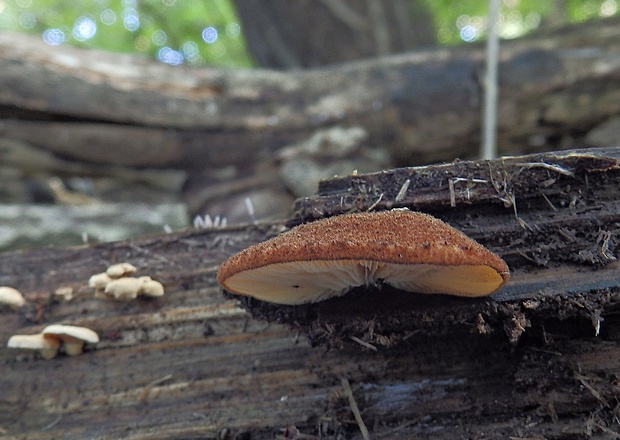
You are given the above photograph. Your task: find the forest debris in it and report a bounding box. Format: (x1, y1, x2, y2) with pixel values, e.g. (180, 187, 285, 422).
(513, 161, 575, 177)
(502, 305, 531, 344)
(575, 374, 609, 407)
(341, 378, 370, 440)
(394, 179, 410, 202)
(349, 336, 377, 351)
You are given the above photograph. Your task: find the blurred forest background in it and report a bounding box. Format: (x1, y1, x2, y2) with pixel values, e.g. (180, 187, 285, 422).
(1, 0, 617, 67)
(0, 0, 619, 251)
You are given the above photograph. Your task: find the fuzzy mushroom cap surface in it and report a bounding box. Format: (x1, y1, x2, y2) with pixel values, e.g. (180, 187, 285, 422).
(217, 210, 510, 305)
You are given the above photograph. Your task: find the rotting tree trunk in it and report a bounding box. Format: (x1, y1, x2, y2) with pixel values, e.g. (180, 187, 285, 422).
(1, 147, 619, 439)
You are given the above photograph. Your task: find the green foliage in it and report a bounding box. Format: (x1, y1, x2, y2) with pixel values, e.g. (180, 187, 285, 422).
(421, 0, 617, 44)
(0, 0, 253, 67)
(0, 0, 617, 67)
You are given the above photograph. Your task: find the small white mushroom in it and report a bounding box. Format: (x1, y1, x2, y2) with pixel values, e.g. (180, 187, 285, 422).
(7, 334, 61, 359)
(138, 276, 165, 298)
(106, 262, 137, 279)
(42, 324, 99, 356)
(0, 286, 26, 308)
(89, 272, 112, 291)
(54, 286, 74, 302)
(104, 277, 143, 301)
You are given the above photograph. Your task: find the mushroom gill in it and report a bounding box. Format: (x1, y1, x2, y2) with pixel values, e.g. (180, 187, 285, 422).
(217, 210, 509, 305)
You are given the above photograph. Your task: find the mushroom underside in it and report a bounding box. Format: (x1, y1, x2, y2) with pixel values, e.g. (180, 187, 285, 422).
(221, 259, 506, 305)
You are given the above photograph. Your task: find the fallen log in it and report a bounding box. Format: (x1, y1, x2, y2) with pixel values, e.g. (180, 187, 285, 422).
(0, 147, 619, 439)
(2, 16, 620, 169)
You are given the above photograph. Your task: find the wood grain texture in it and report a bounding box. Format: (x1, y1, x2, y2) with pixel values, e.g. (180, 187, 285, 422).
(1, 148, 619, 439)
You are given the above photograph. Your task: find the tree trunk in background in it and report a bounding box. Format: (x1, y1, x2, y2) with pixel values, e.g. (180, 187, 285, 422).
(232, 0, 436, 68)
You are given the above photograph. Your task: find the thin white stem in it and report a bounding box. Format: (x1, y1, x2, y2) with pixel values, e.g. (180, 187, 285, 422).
(482, 0, 501, 160)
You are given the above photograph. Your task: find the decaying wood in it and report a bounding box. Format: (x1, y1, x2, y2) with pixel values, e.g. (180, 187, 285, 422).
(1, 148, 619, 439)
(242, 147, 620, 349)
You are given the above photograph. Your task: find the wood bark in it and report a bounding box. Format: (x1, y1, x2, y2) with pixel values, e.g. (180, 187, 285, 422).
(1, 147, 619, 439)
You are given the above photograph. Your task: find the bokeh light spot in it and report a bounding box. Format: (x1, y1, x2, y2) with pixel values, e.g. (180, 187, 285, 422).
(42, 28, 65, 45)
(152, 29, 167, 46)
(456, 14, 470, 28)
(19, 12, 36, 29)
(525, 12, 541, 29)
(181, 41, 199, 61)
(158, 46, 183, 65)
(225, 22, 240, 38)
(73, 16, 97, 41)
(122, 8, 140, 31)
(134, 34, 149, 51)
(600, 0, 617, 16)
(100, 9, 116, 26)
(460, 25, 477, 42)
(202, 26, 218, 44)
(437, 27, 451, 44)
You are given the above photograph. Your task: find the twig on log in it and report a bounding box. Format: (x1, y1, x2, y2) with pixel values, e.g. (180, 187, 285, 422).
(341, 378, 370, 440)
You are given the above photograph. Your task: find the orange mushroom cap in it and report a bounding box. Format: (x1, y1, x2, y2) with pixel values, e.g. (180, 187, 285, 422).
(217, 210, 510, 305)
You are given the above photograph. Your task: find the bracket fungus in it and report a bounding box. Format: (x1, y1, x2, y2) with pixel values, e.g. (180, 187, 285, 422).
(217, 210, 509, 305)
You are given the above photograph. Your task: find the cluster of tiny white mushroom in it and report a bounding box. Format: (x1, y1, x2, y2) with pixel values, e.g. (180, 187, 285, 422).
(2, 286, 100, 359)
(89, 262, 164, 301)
(7, 324, 99, 359)
(193, 213, 228, 229)
(3, 263, 163, 360)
